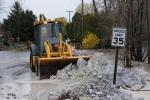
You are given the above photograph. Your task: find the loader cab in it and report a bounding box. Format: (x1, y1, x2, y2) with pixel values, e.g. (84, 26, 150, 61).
(34, 21, 63, 55)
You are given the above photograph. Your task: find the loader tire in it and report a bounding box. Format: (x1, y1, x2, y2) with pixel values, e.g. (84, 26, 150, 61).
(35, 58, 39, 76)
(30, 52, 35, 72)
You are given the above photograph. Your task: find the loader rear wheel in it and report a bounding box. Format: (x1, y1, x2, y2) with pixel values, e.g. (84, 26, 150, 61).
(30, 52, 35, 72)
(36, 57, 41, 79)
(38, 66, 41, 79)
(35, 64, 38, 76)
(35, 58, 39, 76)
(37, 61, 42, 80)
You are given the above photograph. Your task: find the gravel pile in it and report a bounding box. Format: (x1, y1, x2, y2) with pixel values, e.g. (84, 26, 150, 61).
(49, 53, 146, 100)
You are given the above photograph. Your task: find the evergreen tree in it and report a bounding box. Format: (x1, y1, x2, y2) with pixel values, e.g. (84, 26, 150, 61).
(2, 1, 36, 42)
(20, 10, 36, 41)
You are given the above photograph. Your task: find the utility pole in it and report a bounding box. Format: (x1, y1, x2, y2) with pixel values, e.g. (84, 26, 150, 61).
(66, 11, 73, 37)
(81, 0, 84, 35)
(66, 11, 73, 23)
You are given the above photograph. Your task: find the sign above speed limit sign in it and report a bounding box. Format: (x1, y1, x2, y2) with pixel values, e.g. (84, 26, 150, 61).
(111, 28, 126, 47)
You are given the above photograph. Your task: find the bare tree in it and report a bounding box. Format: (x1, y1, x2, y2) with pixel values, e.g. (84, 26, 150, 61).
(102, 0, 148, 64)
(92, 0, 98, 14)
(75, 3, 94, 14)
(103, 0, 108, 14)
(146, 0, 150, 64)
(86, 0, 149, 64)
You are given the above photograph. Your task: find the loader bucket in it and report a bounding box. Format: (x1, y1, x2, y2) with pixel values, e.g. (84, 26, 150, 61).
(36, 56, 90, 79)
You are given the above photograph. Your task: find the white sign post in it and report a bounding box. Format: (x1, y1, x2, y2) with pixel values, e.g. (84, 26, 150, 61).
(111, 28, 126, 84)
(111, 28, 126, 47)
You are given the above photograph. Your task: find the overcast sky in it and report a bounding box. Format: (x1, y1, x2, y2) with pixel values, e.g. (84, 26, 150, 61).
(1, 0, 91, 22)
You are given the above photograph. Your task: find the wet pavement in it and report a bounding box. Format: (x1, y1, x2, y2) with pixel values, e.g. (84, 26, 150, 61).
(0, 51, 65, 100)
(0, 50, 150, 100)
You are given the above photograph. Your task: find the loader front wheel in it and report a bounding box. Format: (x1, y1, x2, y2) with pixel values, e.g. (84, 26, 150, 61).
(30, 52, 35, 72)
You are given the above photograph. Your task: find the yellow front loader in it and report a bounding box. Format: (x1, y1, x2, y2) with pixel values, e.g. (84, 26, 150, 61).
(30, 17, 90, 79)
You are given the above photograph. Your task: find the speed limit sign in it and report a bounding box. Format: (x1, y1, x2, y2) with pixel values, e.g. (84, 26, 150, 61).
(111, 28, 126, 84)
(111, 28, 126, 47)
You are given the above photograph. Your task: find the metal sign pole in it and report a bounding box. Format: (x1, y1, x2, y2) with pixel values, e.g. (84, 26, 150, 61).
(113, 47, 119, 84)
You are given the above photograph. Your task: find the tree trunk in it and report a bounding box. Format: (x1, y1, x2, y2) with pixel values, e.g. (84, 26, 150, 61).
(92, 0, 98, 14)
(104, 0, 108, 15)
(146, 0, 150, 64)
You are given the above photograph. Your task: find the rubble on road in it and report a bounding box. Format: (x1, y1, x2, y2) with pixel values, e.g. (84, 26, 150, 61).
(48, 53, 147, 100)
(0, 84, 32, 100)
(120, 68, 146, 90)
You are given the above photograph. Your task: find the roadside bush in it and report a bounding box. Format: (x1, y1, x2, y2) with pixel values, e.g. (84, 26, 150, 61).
(82, 32, 100, 49)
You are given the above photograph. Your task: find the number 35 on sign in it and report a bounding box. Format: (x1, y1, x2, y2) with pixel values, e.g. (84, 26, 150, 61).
(111, 28, 126, 47)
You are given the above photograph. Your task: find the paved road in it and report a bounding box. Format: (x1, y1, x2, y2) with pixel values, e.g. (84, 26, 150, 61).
(0, 50, 150, 100)
(0, 51, 64, 100)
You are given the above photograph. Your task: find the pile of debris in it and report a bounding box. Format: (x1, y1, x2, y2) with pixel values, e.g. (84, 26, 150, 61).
(49, 53, 146, 100)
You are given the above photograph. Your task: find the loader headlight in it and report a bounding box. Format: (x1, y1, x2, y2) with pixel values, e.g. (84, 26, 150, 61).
(44, 21, 47, 24)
